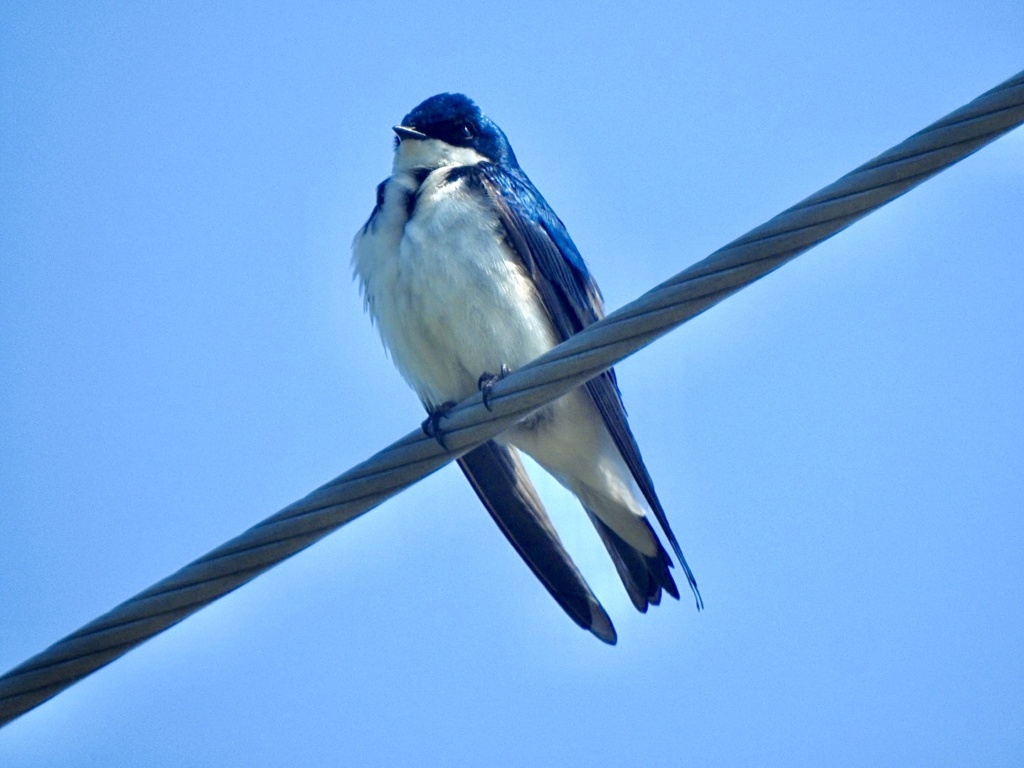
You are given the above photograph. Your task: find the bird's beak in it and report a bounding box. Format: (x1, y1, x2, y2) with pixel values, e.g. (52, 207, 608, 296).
(393, 124, 427, 141)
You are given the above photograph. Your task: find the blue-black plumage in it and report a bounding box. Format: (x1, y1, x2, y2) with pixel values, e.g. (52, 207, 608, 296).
(353, 93, 701, 642)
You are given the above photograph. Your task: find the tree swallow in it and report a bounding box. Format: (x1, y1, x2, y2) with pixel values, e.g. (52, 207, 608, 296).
(352, 93, 701, 643)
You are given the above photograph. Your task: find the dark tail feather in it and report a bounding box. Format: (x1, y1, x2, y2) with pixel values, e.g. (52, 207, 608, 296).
(586, 372, 703, 610)
(586, 510, 679, 613)
(458, 441, 617, 644)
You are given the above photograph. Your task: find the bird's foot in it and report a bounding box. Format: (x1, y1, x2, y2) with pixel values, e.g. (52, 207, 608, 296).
(421, 401, 458, 450)
(477, 364, 511, 411)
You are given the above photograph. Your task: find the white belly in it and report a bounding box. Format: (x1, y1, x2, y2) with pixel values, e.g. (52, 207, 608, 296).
(354, 168, 558, 409)
(354, 164, 656, 554)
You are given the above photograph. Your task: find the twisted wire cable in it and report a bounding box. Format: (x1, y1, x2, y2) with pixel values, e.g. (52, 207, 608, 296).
(2, 69, 1021, 728)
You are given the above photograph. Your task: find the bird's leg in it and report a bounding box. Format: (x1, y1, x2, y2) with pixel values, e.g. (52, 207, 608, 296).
(477, 364, 511, 411)
(421, 400, 458, 450)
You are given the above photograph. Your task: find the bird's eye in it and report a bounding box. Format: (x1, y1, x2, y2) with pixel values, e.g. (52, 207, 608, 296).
(458, 123, 475, 140)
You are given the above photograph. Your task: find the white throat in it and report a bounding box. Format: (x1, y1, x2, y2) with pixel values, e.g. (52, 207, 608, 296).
(393, 138, 488, 175)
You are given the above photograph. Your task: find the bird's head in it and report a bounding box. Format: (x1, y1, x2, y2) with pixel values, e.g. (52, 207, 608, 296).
(392, 93, 518, 172)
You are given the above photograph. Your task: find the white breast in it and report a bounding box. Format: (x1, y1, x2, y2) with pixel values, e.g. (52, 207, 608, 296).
(353, 166, 558, 409)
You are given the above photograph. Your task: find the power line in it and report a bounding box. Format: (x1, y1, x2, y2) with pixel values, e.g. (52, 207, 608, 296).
(1, 69, 1021, 728)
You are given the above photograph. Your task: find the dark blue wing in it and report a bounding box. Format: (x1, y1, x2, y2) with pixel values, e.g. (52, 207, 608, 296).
(458, 441, 616, 643)
(467, 163, 702, 608)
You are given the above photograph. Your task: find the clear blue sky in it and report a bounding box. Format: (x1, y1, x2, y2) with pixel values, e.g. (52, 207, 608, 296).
(2, 3, 1022, 765)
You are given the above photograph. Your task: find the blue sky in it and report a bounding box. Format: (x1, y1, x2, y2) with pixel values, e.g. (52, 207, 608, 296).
(2, 2, 1022, 766)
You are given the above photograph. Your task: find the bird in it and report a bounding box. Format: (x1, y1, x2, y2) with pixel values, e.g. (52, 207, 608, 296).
(352, 93, 701, 643)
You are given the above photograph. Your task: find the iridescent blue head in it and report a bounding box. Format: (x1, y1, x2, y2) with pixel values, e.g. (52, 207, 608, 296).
(393, 93, 519, 168)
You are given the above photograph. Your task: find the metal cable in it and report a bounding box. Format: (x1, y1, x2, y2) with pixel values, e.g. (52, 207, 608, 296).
(2, 69, 1021, 728)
